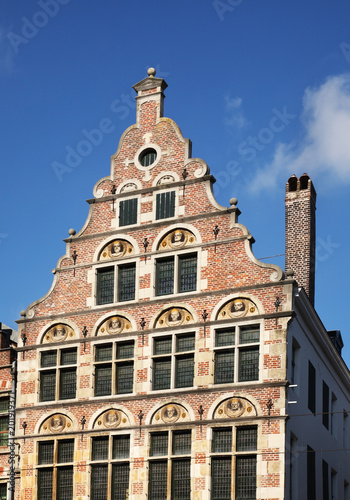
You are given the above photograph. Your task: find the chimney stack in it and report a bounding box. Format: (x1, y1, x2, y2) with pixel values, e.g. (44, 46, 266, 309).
(285, 173, 316, 305)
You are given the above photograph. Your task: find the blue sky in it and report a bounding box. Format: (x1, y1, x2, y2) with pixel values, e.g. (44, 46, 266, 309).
(1, 0, 350, 366)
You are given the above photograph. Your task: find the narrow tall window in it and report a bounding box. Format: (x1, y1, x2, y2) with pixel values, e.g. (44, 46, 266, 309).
(331, 393, 337, 437)
(0, 399, 9, 448)
(149, 430, 191, 500)
(40, 348, 77, 402)
(156, 191, 175, 220)
(322, 459, 329, 500)
(308, 361, 316, 414)
(97, 267, 114, 305)
(307, 445, 316, 500)
(211, 426, 257, 500)
(119, 198, 137, 227)
(37, 439, 74, 500)
(94, 341, 134, 396)
(323, 381, 329, 429)
(214, 325, 260, 384)
(0, 483, 7, 499)
(91, 434, 130, 500)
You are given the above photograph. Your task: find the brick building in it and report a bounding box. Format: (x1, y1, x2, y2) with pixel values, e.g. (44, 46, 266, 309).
(14, 69, 350, 499)
(0, 323, 16, 500)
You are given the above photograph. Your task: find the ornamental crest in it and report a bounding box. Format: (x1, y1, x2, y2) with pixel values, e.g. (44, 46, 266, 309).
(99, 240, 134, 261)
(158, 229, 195, 251)
(214, 397, 256, 419)
(43, 324, 75, 343)
(155, 307, 193, 328)
(42, 414, 71, 433)
(217, 298, 258, 320)
(97, 316, 132, 336)
(95, 410, 128, 429)
(153, 404, 188, 424)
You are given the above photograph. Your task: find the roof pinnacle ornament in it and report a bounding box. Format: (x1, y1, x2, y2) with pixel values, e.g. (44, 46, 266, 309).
(147, 67, 156, 77)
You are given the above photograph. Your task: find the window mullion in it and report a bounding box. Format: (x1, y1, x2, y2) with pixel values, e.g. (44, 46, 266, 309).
(167, 455, 172, 500)
(174, 256, 179, 294)
(114, 265, 118, 303)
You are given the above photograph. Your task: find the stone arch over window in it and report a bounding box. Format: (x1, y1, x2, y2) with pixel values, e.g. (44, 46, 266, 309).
(153, 306, 195, 329)
(210, 396, 258, 420)
(38, 413, 74, 434)
(98, 239, 134, 261)
(95, 314, 133, 336)
(41, 322, 76, 344)
(92, 408, 131, 430)
(149, 402, 191, 425)
(214, 294, 263, 321)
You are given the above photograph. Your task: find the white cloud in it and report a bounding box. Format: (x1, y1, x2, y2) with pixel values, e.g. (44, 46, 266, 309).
(224, 93, 247, 129)
(249, 74, 350, 192)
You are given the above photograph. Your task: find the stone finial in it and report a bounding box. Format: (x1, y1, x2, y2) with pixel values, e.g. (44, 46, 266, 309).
(20, 310, 26, 318)
(68, 229, 76, 236)
(147, 67, 156, 77)
(230, 197, 238, 206)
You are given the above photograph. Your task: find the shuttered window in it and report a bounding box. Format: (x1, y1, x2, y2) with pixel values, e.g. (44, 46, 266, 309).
(119, 198, 137, 227)
(156, 191, 175, 220)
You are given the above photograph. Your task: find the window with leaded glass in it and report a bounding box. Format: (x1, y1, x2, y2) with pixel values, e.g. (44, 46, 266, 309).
(94, 341, 134, 396)
(39, 348, 77, 402)
(90, 434, 130, 500)
(155, 253, 197, 296)
(0, 398, 9, 447)
(0, 483, 7, 500)
(96, 263, 136, 305)
(156, 190, 175, 220)
(149, 430, 191, 500)
(211, 426, 257, 500)
(37, 439, 74, 500)
(214, 325, 260, 385)
(119, 198, 137, 227)
(152, 333, 195, 391)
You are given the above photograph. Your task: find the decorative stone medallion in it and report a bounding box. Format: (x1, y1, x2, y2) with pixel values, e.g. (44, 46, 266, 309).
(157, 175, 175, 185)
(156, 308, 193, 328)
(99, 240, 134, 261)
(217, 298, 258, 320)
(42, 414, 70, 433)
(215, 397, 255, 419)
(153, 404, 187, 424)
(97, 316, 131, 336)
(120, 183, 137, 192)
(43, 324, 74, 343)
(101, 410, 121, 428)
(158, 229, 195, 251)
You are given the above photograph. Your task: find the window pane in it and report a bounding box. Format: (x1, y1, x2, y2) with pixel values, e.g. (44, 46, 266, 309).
(0, 399, 9, 413)
(38, 441, 54, 465)
(118, 264, 135, 302)
(308, 361, 316, 413)
(216, 329, 235, 347)
(95, 365, 112, 396)
(173, 431, 191, 455)
(117, 342, 134, 359)
(154, 337, 172, 355)
(113, 435, 130, 459)
(156, 191, 175, 220)
(238, 348, 259, 382)
(211, 457, 231, 500)
(149, 461, 167, 500)
(58, 440, 74, 463)
(41, 350, 57, 368)
(153, 359, 171, 390)
(0, 417, 8, 446)
(214, 350, 234, 384)
(97, 267, 114, 305)
(38, 468, 53, 500)
(60, 369, 76, 399)
(0, 484, 7, 500)
(236, 427, 257, 452)
(240, 326, 259, 344)
(116, 363, 133, 394)
(179, 254, 197, 293)
(175, 356, 194, 388)
(40, 371, 56, 401)
(172, 459, 191, 500)
(57, 466, 73, 500)
(95, 344, 112, 362)
(61, 348, 77, 366)
(91, 465, 108, 500)
(156, 258, 174, 295)
(150, 433, 168, 456)
(212, 429, 232, 453)
(236, 456, 256, 500)
(92, 437, 109, 461)
(112, 463, 130, 500)
(176, 334, 195, 352)
(119, 198, 137, 227)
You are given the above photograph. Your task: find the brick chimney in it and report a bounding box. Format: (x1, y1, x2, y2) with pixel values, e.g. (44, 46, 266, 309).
(285, 173, 316, 305)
